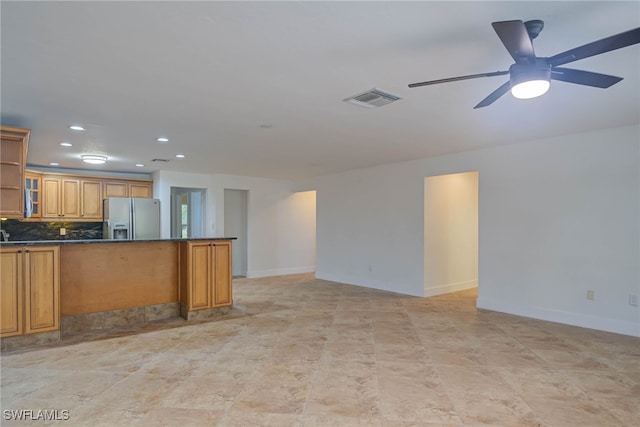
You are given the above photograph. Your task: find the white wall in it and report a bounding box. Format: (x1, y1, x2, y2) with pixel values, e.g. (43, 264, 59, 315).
(225, 189, 248, 276)
(212, 175, 316, 278)
(276, 190, 316, 277)
(307, 125, 639, 336)
(153, 171, 216, 239)
(153, 171, 317, 279)
(424, 172, 478, 296)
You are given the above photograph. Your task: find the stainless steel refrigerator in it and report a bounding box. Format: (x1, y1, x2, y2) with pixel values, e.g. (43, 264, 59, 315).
(103, 198, 161, 240)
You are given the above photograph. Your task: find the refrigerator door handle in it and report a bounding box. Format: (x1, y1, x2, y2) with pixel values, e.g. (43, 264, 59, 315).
(130, 199, 135, 240)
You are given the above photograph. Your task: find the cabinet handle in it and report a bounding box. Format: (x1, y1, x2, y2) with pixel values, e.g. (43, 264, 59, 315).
(24, 250, 30, 253)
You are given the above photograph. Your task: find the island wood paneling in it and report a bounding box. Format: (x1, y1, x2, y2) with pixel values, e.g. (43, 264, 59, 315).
(60, 242, 178, 316)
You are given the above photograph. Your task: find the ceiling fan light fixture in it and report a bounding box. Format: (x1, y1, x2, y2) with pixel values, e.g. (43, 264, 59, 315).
(82, 154, 107, 164)
(510, 64, 551, 99)
(511, 79, 550, 99)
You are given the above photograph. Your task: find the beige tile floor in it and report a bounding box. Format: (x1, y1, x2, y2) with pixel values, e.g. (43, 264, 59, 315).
(1, 273, 639, 426)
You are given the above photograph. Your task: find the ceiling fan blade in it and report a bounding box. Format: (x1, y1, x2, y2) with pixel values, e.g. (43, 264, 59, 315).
(492, 20, 536, 64)
(408, 71, 508, 88)
(547, 27, 640, 67)
(474, 81, 511, 109)
(551, 67, 623, 88)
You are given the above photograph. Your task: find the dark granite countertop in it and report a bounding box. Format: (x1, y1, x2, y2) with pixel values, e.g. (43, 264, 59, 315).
(0, 237, 236, 247)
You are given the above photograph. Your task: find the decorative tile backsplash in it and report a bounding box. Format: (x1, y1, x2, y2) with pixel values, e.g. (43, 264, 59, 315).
(1, 219, 102, 241)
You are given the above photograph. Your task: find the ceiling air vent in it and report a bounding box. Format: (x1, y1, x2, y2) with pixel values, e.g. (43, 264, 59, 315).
(344, 88, 401, 108)
(152, 158, 170, 163)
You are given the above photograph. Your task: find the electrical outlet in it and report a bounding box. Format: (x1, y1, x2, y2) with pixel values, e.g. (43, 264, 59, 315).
(630, 294, 638, 307)
(59, 227, 66, 236)
(586, 290, 595, 301)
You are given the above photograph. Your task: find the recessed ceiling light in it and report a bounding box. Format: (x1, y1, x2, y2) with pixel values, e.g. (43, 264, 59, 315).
(135, 163, 144, 167)
(60, 142, 73, 147)
(81, 154, 107, 164)
(49, 162, 59, 166)
(69, 125, 86, 131)
(175, 154, 185, 158)
(157, 137, 169, 142)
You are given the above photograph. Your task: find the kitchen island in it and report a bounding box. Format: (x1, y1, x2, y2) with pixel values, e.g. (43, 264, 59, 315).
(0, 238, 235, 349)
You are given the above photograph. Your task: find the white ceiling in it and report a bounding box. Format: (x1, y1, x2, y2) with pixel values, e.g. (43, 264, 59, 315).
(2, 1, 639, 180)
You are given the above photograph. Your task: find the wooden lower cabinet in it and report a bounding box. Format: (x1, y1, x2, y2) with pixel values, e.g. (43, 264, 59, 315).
(179, 240, 232, 315)
(0, 246, 60, 338)
(0, 248, 23, 336)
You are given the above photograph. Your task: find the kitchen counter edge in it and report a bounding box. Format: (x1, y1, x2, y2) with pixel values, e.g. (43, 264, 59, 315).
(0, 237, 237, 247)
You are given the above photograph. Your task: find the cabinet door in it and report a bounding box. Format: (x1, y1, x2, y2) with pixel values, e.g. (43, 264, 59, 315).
(25, 174, 41, 218)
(61, 179, 80, 218)
(24, 246, 59, 334)
(0, 127, 28, 218)
(130, 183, 152, 198)
(103, 181, 128, 198)
(42, 177, 61, 218)
(0, 248, 23, 337)
(213, 242, 232, 306)
(42, 177, 87, 220)
(189, 243, 212, 310)
(80, 180, 102, 219)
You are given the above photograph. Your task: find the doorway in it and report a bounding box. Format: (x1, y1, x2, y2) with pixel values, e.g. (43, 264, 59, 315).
(424, 171, 478, 296)
(224, 189, 248, 277)
(170, 187, 206, 238)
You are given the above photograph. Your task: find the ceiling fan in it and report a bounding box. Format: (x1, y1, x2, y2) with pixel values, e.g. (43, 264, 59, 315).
(408, 20, 640, 108)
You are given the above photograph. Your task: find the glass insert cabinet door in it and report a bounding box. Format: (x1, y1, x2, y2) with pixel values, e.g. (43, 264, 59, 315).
(25, 174, 40, 218)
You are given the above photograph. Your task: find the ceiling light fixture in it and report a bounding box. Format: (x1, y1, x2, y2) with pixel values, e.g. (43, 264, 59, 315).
(60, 142, 72, 147)
(81, 154, 107, 164)
(175, 154, 185, 158)
(69, 125, 86, 131)
(50, 162, 60, 166)
(510, 64, 551, 100)
(135, 163, 144, 167)
(157, 137, 169, 142)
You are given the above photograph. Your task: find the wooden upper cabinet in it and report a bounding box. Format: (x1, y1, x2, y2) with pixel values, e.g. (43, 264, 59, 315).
(25, 173, 41, 219)
(42, 177, 62, 218)
(61, 178, 80, 218)
(103, 181, 128, 198)
(0, 126, 30, 218)
(80, 179, 102, 219)
(129, 183, 153, 198)
(104, 180, 153, 199)
(42, 176, 80, 219)
(33, 173, 152, 221)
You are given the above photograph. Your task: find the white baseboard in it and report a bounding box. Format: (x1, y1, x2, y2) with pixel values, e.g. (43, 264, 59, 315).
(246, 265, 315, 279)
(477, 296, 640, 337)
(315, 271, 423, 297)
(424, 280, 477, 297)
